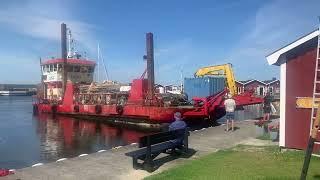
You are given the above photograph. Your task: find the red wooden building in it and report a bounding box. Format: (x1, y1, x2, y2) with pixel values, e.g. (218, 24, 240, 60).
(235, 79, 280, 97)
(266, 30, 318, 150)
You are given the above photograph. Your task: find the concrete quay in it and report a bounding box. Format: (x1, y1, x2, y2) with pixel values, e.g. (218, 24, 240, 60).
(2, 120, 276, 180)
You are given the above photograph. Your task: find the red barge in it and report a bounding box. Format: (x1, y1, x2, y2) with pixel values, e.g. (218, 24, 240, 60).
(34, 23, 263, 124)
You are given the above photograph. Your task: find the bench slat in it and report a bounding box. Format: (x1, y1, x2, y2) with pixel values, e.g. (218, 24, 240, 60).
(139, 129, 186, 147)
(125, 141, 180, 157)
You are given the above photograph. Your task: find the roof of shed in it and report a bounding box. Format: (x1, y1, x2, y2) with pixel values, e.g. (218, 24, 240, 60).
(236, 79, 279, 85)
(266, 29, 319, 66)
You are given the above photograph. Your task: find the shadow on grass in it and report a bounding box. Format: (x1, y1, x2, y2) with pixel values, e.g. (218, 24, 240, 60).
(314, 174, 320, 179)
(154, 149, 197, 171)
(151, 148, 197, 172)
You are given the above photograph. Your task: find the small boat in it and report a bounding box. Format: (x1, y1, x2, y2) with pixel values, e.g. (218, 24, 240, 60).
(0, 89, 35, 96)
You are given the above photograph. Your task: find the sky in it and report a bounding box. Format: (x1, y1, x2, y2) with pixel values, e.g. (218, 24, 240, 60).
(0, 0, 319, 85)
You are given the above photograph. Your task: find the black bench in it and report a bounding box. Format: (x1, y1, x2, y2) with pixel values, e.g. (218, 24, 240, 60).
(125, 128, 189, 172)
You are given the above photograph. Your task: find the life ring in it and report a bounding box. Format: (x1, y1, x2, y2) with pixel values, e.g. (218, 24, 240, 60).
(74, 105, 80, 113)
(95, 105, 102, 114)
(116, 105, 124, 115)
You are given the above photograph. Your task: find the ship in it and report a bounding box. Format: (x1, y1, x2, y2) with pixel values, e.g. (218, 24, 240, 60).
(0, 84, 37, 96)
(34, 23, 263, 125)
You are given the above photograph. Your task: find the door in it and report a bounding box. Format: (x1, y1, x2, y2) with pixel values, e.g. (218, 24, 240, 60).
(259, 87, 264, 96)
(269, 87, 273, 95)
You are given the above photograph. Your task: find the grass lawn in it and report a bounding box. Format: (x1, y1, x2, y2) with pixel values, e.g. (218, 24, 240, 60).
(145, 145, 320, 180)
(256, 133, 271, 140)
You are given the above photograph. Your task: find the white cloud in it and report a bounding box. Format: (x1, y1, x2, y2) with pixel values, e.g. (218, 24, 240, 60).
(0, 1, 99, 83)
(0, 0, 98, 55)
(228, 0, 320, 80)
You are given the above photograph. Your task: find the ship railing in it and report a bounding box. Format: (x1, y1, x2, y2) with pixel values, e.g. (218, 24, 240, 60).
(75, 92, 128, 105)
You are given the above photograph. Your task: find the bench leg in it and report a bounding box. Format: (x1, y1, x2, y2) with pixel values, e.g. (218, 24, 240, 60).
(144, 153, 155, 172)
(133, 157, 139, 169)
(143, 159, 154, 173)
(183, 133, 189, 153)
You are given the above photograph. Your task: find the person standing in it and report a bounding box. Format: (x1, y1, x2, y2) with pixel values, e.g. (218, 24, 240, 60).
(263, 92, 273, 121)
(224, 94, 236, 132)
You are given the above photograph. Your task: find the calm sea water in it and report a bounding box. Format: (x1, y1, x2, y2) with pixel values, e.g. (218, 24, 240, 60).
(0, 96, 147, 169)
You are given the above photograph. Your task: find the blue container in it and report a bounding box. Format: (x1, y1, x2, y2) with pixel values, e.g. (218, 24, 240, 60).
(184, 77, 225, 101)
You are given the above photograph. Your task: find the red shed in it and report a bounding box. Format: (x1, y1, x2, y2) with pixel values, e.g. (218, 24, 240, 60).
(266, 30, 318, 150)
(236, 79, 280, 97)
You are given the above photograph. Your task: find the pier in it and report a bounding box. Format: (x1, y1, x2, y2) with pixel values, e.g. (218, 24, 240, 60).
(2, 121, 277, 180)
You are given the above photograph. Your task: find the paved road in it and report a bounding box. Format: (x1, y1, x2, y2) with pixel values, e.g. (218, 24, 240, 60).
(2, 120, 273, 180)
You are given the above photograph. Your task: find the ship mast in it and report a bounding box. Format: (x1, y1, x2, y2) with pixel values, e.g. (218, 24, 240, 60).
(145, 32, 155, 105)
(97, 43, 100, 83)
(61, 23, 68, 98)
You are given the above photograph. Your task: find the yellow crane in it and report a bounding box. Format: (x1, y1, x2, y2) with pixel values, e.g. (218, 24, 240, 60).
(194, 63, 237, 96)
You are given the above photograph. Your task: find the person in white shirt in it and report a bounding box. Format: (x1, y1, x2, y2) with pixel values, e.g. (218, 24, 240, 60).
(224, 94, 236, 132)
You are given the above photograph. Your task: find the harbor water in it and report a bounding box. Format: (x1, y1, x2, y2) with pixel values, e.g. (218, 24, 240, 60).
(0, 96, 147, 169)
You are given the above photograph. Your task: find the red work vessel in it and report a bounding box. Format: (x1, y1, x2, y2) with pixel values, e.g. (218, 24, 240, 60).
(34, 23, 263, 124)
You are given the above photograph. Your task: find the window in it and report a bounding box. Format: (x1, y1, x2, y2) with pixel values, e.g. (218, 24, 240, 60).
(88, 66, 94, 73)
(49, 64, 53, 72)
(269, 87, 273, 95)
(74, 66, 80, 72)
(237, 87, 242, 94)
(67, 65, 73, 72)
(58, 64, 62, 72)
(53, 64, 57, 71)
(81, 66, 88, 73)
(257, 86, 264, 96)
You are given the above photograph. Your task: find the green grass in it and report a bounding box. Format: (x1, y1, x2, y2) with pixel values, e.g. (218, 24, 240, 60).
(145, 145, 320, 180)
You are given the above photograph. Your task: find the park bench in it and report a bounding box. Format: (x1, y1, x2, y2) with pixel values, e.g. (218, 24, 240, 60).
(125, 128, 189, 172)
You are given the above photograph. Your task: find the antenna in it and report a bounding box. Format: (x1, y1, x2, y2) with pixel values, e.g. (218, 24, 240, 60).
(97, 43, 100, 83)
(99, 50, 110, 81)
(67, 28, 74, 58)
(180, 67, 183, 93)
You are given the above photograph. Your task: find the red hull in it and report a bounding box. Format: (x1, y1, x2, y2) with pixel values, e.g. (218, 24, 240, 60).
(36, 103, 188, 123)
(34, 78, 263, 124)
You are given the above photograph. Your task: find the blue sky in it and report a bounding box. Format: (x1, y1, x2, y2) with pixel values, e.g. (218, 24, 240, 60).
(0, 0, 319, 84)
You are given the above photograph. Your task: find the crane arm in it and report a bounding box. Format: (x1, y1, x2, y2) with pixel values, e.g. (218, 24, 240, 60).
(194, 63, 237, 96)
